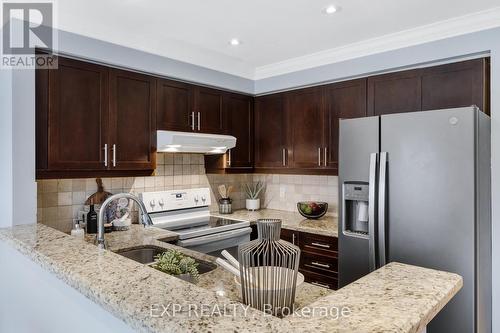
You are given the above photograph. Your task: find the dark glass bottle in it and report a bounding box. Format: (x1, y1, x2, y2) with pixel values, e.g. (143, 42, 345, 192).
(86, 204, 98, 234)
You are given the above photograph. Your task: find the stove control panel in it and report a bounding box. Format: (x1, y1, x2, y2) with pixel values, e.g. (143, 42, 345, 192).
(140, 188, 212, 213)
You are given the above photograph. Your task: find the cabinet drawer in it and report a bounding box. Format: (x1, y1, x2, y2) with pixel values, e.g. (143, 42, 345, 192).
(301, 269, 338, 290)
(300, 232, 338, 256)
(300, 251, 338, 276)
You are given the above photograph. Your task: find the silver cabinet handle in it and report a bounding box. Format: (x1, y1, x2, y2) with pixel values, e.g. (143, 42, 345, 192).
(311, 282, 330, 289)
(112, 144, 117, 167)
(368, 152, 379, 272)
(378, 152, 388, 267)
(324, 147, 327, 166)
(282, 148, 286, 166)
(103, 144, 108, 167)
(311, 261, 330, 269)
(292, 233, 296, 245)
(191, 112, 195, 131)
(311, 242, 330, 249)
(197, 112, 200, 131)
(227, 149, 231, 167)
(318, 147, 321, 166)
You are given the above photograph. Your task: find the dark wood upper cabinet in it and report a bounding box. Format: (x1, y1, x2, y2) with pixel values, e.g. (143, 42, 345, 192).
(421, 58, 490, 114)
(324, 79, 367, 170)
(195, 87, 226, 134)
(47, 57, 109, 170)
(226, 94, 253, 168)
(109, 69, 156, 170)
(286, 87, 325, 169)
(254, 94, 287, 168)
(156, 79, 193, 132)
(367, 69, 422, 116)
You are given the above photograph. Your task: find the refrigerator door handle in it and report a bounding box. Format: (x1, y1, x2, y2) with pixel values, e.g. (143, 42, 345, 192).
(378, 152, 388, 267)
(368, 152, 378, 272)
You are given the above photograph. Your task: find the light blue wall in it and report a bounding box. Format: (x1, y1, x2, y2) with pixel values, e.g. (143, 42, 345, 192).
(0, 64, 13, 228)
(254, 27, 499, 94)
(55, 29, 255, 95)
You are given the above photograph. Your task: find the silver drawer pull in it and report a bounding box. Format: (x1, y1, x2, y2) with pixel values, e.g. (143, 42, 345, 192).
(311, 282, 330, 289)
(311, 242, 330, 249)
(311, 261, 330, 268)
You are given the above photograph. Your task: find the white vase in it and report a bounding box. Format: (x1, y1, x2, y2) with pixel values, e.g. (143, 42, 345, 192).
(246, 198, 260, 211)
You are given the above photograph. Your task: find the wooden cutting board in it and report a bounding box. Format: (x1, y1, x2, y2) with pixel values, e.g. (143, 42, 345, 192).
(84, 178, 112, 205)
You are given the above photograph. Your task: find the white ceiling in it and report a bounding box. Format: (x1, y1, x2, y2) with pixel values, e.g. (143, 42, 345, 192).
(55, 0, 500, 79)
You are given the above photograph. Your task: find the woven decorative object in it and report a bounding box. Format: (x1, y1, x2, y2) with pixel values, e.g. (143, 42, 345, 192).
(238, 219, 301, 316)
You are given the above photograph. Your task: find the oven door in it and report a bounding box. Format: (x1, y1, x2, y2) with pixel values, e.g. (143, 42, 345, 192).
(176, 227, 251, 257)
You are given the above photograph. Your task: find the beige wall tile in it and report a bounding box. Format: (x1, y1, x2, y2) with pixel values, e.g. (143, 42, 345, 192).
(111, 178, 123, 189)
(72, 179, 86, 192)
(58, 179, 73, 192)
(164, 153, 174, 165)
(58, 192, 73, 206)
(72, 191, 86, 205)
(43, 180, 58, 193)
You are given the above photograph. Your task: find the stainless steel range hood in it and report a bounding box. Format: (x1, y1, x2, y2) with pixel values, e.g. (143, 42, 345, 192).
(157, 130, 236, 154)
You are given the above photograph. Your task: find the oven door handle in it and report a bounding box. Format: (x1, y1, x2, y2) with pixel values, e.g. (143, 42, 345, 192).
(177, 227, 252, 247)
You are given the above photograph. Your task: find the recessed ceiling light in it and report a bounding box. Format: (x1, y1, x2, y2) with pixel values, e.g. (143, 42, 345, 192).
(229, 38, 240, 46)
(324, 5, 338, 14)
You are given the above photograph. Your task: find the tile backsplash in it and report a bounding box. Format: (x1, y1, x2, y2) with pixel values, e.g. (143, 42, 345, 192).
(37, 153, 338, 233)
(254, 174, 338, 215)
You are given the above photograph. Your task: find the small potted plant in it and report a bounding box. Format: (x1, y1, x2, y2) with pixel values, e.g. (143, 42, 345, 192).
(243, 181, 264, 211)
(153, 250, 200, 283)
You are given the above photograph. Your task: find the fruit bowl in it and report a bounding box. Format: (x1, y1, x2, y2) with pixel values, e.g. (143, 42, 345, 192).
(297, 202, 328, 219)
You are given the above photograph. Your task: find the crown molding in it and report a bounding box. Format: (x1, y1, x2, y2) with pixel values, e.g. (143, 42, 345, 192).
(254, 6, 500, 80)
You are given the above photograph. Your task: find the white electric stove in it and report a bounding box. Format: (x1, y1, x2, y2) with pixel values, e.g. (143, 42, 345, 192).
(140, 188, 251, 256)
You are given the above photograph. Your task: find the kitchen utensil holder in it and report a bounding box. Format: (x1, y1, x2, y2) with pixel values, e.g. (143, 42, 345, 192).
(218, 198, 232, 214)
(238, 219, 301, 316)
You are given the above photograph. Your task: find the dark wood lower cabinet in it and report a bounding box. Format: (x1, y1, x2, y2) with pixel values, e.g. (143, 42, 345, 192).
(280, 229, 338, 290)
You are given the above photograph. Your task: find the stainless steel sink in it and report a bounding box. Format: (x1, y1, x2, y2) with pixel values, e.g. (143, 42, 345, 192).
(114, 245, 217, 274)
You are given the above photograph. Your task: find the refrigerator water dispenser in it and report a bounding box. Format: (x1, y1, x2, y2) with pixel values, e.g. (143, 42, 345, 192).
(342, 182, 369, 236)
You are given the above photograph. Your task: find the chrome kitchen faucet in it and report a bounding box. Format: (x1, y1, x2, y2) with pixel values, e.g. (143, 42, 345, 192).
(96, 193, 153, 249)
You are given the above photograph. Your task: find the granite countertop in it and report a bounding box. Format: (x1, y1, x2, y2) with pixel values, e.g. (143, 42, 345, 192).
(211, 209, 338, 237)
(91, 225, 332, 309)
(0, 223, 462, 333)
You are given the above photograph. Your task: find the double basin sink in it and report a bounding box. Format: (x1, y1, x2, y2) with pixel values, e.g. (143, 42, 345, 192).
(114, 245, 217, 275)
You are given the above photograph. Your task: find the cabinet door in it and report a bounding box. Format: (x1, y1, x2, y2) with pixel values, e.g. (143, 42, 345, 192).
(156, 79, 193, 132)
(48, 57, 109, 170)
(286, 87, 325, 169)
(325, 79, 367, 170)
(280, 228, 299, 246)
(109, 69, 156, 170)
(254, 94, 286, 168)
(196, 87, 225, 134)
(226, 94, 253, 168)
(421, 58, 489, 114)
(367, 70, 421, 116)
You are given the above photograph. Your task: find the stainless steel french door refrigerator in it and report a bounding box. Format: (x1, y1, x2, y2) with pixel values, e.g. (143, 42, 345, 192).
(338, 106, 491, 333)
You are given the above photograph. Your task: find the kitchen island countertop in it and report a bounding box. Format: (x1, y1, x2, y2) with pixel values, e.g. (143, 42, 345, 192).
(0, 223, 462, 333)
